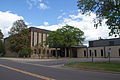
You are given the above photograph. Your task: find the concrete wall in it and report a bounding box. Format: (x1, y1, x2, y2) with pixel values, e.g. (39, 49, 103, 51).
(77, 46, 120, 58)
(30, 31, 51, 58)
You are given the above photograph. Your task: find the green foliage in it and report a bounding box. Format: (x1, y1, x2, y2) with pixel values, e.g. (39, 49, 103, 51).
(47, 25, 85, 48)
(77, 0, 120, 37)
(8, 19, 27, 35)
(0, 29, 3, 39)
(8, 20, 31, 57)
(46, 31, 63, 48)
(8, 29, 30, 53)
(18, 47, 33, 57)
(0, 40, 5, 55)
(57, 25, 85, 48)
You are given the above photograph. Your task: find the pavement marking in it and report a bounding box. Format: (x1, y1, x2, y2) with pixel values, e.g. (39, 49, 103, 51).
(0, 64, 55, 80)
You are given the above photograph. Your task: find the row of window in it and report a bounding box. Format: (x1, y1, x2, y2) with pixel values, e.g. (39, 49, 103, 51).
(84, 49, 120, 57)
(32, 31, 47, 46)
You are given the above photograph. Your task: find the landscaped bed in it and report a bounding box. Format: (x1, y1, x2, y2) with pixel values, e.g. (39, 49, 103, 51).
(64, 62, 120, 72)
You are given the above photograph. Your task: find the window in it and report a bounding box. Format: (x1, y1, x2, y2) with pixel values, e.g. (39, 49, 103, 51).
(89, 41, 93, 47)
(109, 41, 114, 46)
(37, 32, 39, 45)
(119, 49, 120, 56)
(41, 33, 43, 43)
(89, 50, 92, 57)
(101, 49, 103, 57)
(84, 50, 86, 57)
(94, 50, 97, 57)
(32, 31, 34, 46)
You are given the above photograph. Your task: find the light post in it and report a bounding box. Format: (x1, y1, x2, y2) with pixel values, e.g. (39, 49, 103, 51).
(108, 48, 111, 63)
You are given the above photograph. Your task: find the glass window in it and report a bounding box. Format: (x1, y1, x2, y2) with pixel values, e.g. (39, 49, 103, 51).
(89, 50, 91, 57)
(101, 49, 103, 56)
(37, 32, 39, 44)
(84, 50, 86, 57)
(41, 33, 43, 43)
(32, 31, 34, 46)
(94, 50, 97, 57)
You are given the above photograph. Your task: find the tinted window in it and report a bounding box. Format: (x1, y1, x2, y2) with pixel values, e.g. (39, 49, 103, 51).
(37, 32, 39, 44)
(84, 50, 86, 57)
(109, 41, 114, 46)
(94, 50, 97, 57)
(32, 32, 34, 46)
(89, 50, 91, 57)
(101, 49, 103, 56)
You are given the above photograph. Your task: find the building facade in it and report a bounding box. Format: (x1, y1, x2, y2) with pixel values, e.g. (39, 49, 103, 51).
(4, 27, 120, 58)
(77, 38, 120, 58)
(29, 27, 51, 58)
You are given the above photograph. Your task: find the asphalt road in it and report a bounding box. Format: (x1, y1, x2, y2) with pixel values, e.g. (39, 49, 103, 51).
(0, 58, 120, 80)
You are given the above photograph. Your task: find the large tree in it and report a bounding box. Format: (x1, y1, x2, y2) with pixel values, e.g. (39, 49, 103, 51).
(0, 29, 3, 39)
(46, 31, 63, 58)
(77, 0, 120, 37)
(0, 30, 4, 55)
(9, 20, 27, 35)
(47, 25, 85, 57)
(8, 20, 31, 57)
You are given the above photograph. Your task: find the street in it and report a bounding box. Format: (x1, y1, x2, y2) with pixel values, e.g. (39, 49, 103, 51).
(0, 58, 120, 80)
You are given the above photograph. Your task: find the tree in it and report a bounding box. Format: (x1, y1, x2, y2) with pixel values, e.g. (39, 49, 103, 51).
(9, 20, 27, 35)
(0, 30, 5, 56)
(46, 30, 64, 58)
(8, 20, 31, 57)
(34, 43, 42, 59)
(47, 25, 85, 58)
(58, 25, 85, 57)
(0, 29, 3, 39)
(18, 47, 33, 58)
(77, 0, 120, 37)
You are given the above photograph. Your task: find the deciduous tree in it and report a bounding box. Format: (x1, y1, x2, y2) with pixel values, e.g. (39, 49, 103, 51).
(77, 0, 120, 36)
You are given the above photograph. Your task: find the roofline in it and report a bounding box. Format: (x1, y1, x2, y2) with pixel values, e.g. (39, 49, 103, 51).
(89, 38, 120, 42)
(29, 27, 51, 32)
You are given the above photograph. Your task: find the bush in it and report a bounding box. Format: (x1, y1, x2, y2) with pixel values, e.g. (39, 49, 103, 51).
(18, 47, 33, 58)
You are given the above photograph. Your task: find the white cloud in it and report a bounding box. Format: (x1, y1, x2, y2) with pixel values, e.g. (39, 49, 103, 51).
(0, 11, 24, 38)
(32, 12, 115, 46)
(43, 22, 49, 26)
(39, 3, 49, 9)
(26, 0, 49, 10)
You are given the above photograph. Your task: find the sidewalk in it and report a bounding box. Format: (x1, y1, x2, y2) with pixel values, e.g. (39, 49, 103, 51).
(0, 57, 56, 62)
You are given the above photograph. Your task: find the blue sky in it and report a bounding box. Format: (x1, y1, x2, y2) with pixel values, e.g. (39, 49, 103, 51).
(0, 0, 115, 45)
(0, 0, 78, 25)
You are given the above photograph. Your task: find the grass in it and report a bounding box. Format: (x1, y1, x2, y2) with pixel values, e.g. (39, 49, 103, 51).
(64, 62, 120, 72)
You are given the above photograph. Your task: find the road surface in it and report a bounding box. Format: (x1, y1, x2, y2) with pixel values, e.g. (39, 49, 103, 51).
(0, 58, 120, 80)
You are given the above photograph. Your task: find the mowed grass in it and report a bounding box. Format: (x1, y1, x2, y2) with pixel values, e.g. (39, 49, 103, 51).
(64, 62, 120, 72)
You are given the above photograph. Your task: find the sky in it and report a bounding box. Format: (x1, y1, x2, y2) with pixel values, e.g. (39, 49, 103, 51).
(0, 0, 116, 46)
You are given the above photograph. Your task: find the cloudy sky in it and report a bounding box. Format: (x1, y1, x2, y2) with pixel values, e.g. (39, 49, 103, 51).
(0, 0, 116, 45)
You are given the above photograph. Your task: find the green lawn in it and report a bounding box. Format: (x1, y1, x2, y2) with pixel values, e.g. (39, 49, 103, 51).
(64, 62, 120, 72)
